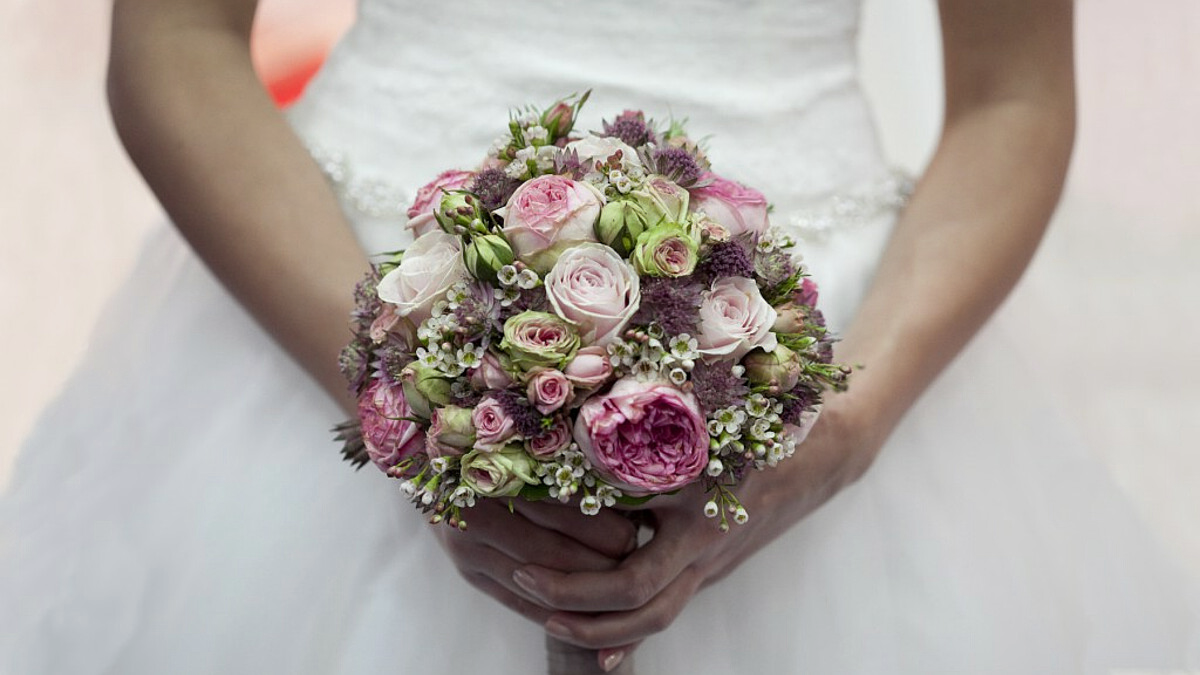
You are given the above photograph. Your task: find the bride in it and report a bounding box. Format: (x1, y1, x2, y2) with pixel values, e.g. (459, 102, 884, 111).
(2, 0, 1196, 673)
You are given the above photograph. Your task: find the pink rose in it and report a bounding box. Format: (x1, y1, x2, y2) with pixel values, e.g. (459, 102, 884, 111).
(472, 395, 518, 451)
(527, 368, 572, 414)
(574, 378, 709, 495)
(689, 172, 770, 238)
(545, 243, 641, 344)
(696, 277, 779, 362)
(357, 379, 425, 474)
(526, 416, 573, 459)
(407, 170, 475, 237)
(498, 175, 604, 272)
(470, 351, 513, 390)
(376, 230, 467, 327)
(563, 345, 613, 389)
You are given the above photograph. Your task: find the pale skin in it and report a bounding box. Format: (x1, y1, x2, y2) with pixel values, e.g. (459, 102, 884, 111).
(109, 0, 1074, 673)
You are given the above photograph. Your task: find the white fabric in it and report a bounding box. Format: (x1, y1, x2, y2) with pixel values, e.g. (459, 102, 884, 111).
(2, 0, 1198, 672)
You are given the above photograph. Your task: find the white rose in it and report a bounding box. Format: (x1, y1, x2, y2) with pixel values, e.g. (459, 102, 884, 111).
(376, 230, 467, 326)
(545, 243, 641, 345)
(566, 135, 643, 173)
(696, 277, 779, 362)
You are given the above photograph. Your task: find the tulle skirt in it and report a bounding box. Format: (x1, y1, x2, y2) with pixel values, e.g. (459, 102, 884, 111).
(2, 215, 1197, 674)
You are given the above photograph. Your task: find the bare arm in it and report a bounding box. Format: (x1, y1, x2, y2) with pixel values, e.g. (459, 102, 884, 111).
(108, 0, 369, 411)
(512, 0, 1077, 662)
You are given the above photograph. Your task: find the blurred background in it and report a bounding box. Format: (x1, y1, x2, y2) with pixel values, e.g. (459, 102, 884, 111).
(1, 0, 1197, 573)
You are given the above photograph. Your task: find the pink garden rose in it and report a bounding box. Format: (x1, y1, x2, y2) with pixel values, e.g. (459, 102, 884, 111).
(498, 175, 604, 272)
(526, 416, 573, 459)
(406, 170, 475, 237)
(376, 230, 467, 327)
(574, 378, 709, 494)
(689, 172, 770, 238)
(527, 368, 572, 414)
(545, 243, 641, 344)
(696, 276, 779, 361)
(358, 379, 425, 474)
(472, 395, 518, 451)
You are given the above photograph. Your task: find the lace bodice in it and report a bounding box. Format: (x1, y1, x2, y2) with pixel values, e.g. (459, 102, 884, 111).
(287, 0, 906, 254)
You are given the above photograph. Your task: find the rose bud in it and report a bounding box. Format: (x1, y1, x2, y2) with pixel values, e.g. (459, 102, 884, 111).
(460, 446, 538, 498)
(772, 302, 807, 334)
(542, 101, 576, 140)
(470, 350, 514, 390)
(595, 199, 652, 257)
(500, 310, 580, 371)
(435, 191, 484, 235)
(426, 405, 476, 458)
(632, 223, 699, 278)
(629, 175, 690, 224)
(400, 362, 453, 419)
(743, 344, 803, 394)
(463, 233, 515, 284)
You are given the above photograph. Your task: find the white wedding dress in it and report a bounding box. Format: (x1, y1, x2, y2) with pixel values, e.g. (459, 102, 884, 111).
(2, 0, 1197, 673)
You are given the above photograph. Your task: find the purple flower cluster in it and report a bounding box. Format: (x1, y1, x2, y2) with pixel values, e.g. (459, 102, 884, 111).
(754, 248, 798, 288)
(470, 168, 523, 214)
(697, 240, 755, 282)
(644, 146, 704, 187)
(689, 361, 750, 411)
(632, 277, 704, 337)
(491, 389, 551, 439)
(601, 110, 656, 148)
(779, 388, 817, 426)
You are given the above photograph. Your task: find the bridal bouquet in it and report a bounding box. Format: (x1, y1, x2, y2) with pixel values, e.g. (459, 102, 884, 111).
(335, 93, 849, 530)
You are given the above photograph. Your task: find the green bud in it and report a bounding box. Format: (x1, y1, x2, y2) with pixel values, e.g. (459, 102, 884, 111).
(743, 345, 803, 394)
(435, 191, 483, 235)
(629, 176, 690, 224)
(500, 311, 580, 371)
(401, 362, 453, 419)
(463, 234, 515, 284)
(595, 199, 653, 257)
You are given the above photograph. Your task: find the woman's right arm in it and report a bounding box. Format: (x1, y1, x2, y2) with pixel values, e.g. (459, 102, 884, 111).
(109, 0, 369, 411)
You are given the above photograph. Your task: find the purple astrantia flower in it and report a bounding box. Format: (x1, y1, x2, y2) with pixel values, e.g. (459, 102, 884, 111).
(339, 340, 371, 395)
(641, 146, 704, 187)
(470, 168, 523, 215)
(601, 110, 656, 148)
(492, 389, 551, 440)
(779, 387, 818, 426)
(688, 360, 750, 412)
(631, 277, 703, 337)
(697, 240, 755, 282)
(754, 248, 798, 288)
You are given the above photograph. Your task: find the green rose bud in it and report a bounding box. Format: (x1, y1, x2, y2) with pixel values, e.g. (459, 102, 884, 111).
(629, 175, 690, 225)
(463, 234, 515, 283)
(435, 191, 485, 235)
(460, 446, 538, 498)
(500, 310, 580, 371)
(743, 344, 803, 394)
(632, 223, 699, 278)
(595, 199, 653, 257)
(400, 362, 453, 419)
(428, 405, 476, 456)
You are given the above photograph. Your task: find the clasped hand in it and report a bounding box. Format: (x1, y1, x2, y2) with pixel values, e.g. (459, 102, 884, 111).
(435, 408, 873, 661)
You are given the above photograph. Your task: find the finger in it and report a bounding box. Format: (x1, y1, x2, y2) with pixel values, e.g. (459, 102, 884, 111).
(597, 642, 642, 674)
(513, 518, 696, 612)
(514, 499, 638, 559)
(544, 567, 703, 649)
(463, 500, 622, 572)
(467, 572, 554, 626)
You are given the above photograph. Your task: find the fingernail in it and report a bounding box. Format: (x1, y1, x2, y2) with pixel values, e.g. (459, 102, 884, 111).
(544, 618, 573, 640)
(602, 650, 625, 672)
(512, 569, 537, 594)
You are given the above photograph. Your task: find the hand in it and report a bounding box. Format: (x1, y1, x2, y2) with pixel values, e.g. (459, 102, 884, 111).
(434, 496, 640, 626)
(509, 403, 879, 661)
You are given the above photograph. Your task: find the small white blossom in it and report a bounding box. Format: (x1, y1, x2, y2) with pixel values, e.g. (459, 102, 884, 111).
(497, 265, 519, 286)
(516, 268, 540, 290)
(526, 125, 549, 143)
(706, 458, 725, 477)
(704, 501, 720, 518)
(668, 367, 688, 386)
(580, 495, 602, 516)
(734, 507, 750, 525)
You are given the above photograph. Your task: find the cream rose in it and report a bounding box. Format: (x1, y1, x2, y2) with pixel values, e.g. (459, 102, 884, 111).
(545, 243, 641, 344)
(696, 277, 779, 361)
(376, 231, 467, 327)
(565, 135, 643, 173)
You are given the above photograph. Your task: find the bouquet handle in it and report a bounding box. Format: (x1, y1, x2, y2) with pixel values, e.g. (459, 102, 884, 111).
(546, 635, 633, 675)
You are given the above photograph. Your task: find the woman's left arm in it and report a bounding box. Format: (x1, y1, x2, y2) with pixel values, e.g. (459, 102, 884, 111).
(508, 0, 1077, 662)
